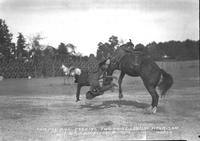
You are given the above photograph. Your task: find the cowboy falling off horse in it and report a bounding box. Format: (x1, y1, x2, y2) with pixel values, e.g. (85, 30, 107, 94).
(61, 40, 173, 114)
(61, 54, 118, 100)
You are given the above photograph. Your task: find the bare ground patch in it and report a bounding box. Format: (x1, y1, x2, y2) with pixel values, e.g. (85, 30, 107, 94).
(0, 61, 199, 141)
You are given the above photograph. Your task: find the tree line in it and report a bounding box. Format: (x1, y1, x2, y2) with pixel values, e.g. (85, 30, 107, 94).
(0, 18, 199, 63)
(96, 36, 199, 61)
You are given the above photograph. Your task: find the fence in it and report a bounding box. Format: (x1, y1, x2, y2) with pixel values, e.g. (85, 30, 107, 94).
(0, 57, 87, 79)
(1, 57, 199, 79)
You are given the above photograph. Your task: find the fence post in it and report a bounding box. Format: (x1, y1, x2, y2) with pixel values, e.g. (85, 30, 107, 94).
(34, 64, 37, 78)
(52, 60, 55, 77)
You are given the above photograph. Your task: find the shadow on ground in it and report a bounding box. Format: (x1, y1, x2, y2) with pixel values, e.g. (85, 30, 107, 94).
(79, 100, 149, 111)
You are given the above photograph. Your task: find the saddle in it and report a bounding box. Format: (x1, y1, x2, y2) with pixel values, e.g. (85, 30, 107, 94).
(121, 48, 144, 66)
(132, 51, 144, 66)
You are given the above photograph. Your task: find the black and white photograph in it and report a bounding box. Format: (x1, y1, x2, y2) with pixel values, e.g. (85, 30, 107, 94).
(0, 0, 199, 140)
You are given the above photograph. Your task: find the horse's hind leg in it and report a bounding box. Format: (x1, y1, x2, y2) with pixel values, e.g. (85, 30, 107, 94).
(144, 83, 159, 113)
(118, 72, 125, 99)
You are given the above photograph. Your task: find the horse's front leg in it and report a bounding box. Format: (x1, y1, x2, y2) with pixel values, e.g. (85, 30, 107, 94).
(76, 84, 82, 102)
(118, 72, 125, 99)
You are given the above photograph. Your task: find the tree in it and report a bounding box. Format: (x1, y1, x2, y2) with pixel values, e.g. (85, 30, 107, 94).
(96, 42, 110, 60)
(108, 35, 118, 55)
(56, 42, 70, 62)
(0, 19, 13, 59)
(43, 46, 56, 57)
(66, 43, 76, 55)
(57, 42, 69, 56)
(109, 35, 118, 47)
(96, 35, 119, 60)
(28, 33, 45, 59)
(135, 43, 145, 51)
(16, 33, 27, 58)
(146, 41, 160, 60)
(30, 34, 44, 50)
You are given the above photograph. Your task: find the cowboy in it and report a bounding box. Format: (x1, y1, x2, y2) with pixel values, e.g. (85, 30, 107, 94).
(85, 57, 117, 100)
(87, 54, 112, 95)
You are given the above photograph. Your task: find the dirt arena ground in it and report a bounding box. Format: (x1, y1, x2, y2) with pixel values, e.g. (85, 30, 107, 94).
(0, 60, 199, 141)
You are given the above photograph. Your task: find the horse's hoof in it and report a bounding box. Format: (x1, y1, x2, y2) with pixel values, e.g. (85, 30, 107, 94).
(145, 106, 157, 114)
(76, 99, 80, 102)
(119, 94, 123, 99)
(152, 107, 157, 114)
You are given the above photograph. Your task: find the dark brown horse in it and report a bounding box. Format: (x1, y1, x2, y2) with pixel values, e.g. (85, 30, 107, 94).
(103, 43, 173, 113)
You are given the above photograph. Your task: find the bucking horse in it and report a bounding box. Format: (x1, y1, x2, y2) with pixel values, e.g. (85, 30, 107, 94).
(87, 41, 174, 114)
(111, 42, 173, 113)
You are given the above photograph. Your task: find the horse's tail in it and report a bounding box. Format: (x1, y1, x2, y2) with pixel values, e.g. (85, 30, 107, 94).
(158, 69, 173, 97)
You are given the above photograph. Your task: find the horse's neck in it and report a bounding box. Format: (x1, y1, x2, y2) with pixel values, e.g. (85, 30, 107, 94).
(107, 68, 115, 76)
(109, 59, 120, 73)
(110, 52, 124, 68)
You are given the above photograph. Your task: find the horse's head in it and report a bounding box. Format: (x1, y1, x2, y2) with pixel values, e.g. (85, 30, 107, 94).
(98, 58, 111, 72)
(94, 58, 116, 87)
